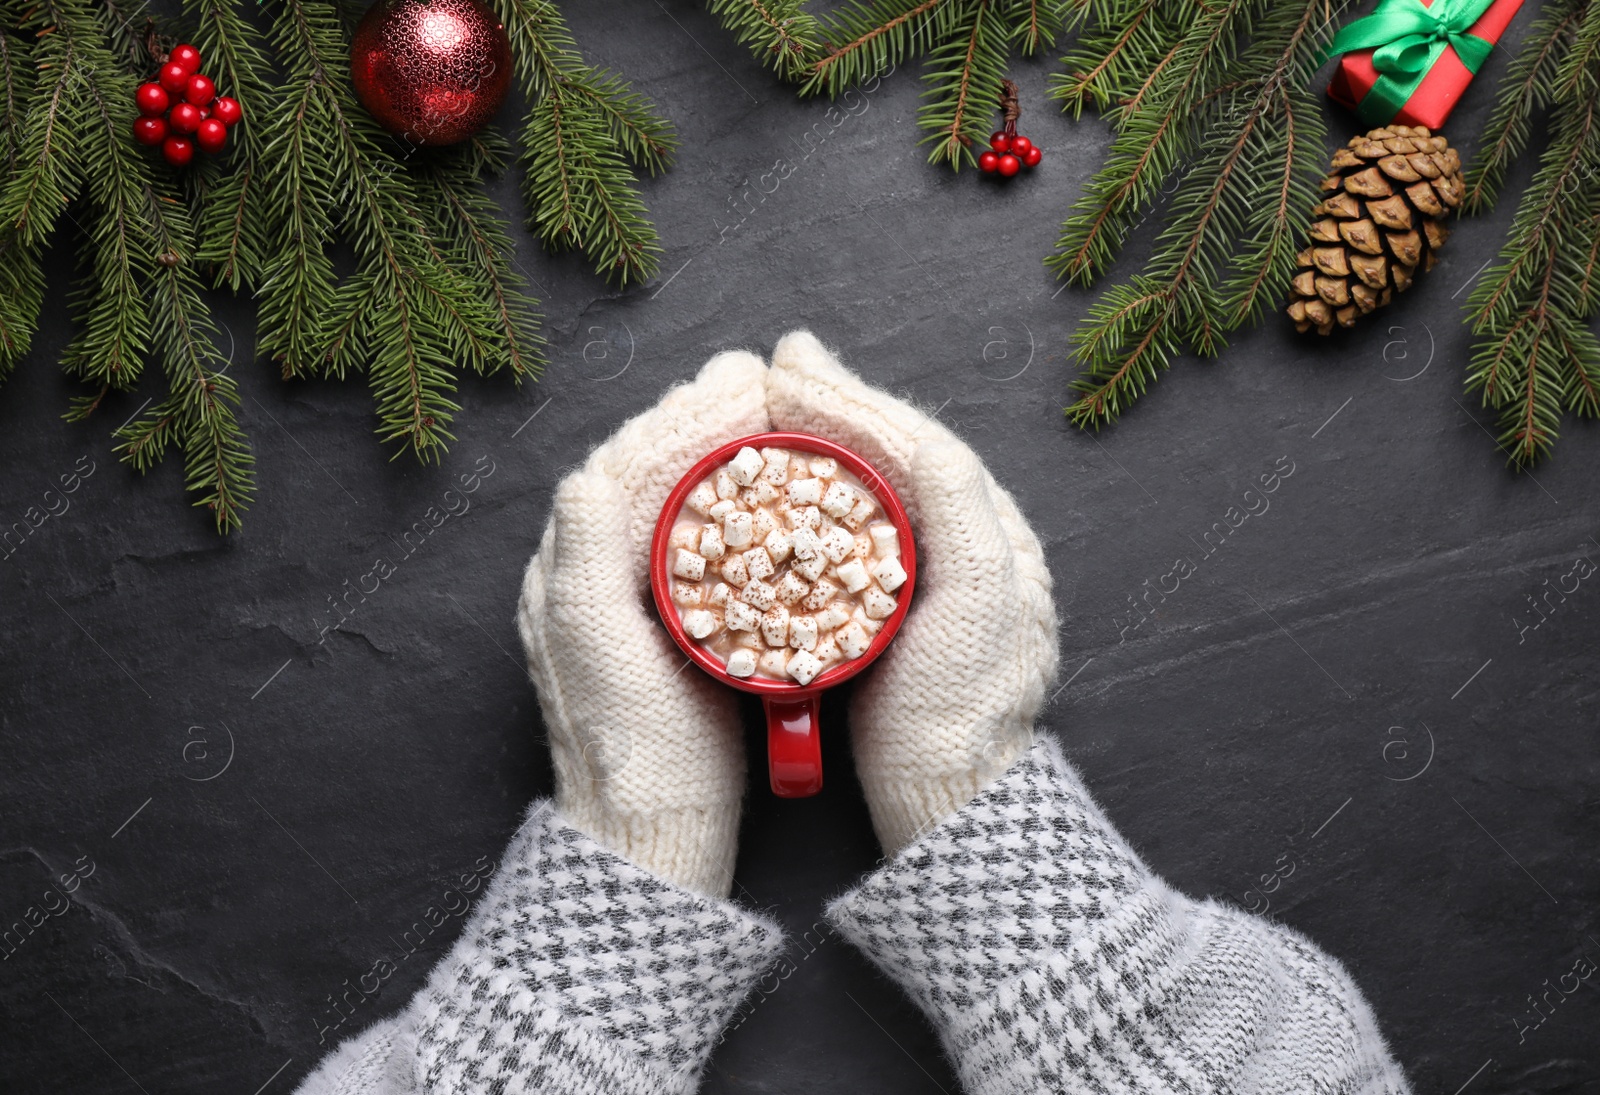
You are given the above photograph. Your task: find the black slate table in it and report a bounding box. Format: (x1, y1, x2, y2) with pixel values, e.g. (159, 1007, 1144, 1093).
(3, 3, 1597, 1092)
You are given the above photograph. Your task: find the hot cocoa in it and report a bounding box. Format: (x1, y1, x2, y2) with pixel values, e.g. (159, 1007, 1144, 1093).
(666, 445, 904, 685)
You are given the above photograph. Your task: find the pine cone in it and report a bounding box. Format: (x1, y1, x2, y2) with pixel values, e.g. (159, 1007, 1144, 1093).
(1286, 125, 1462, 335)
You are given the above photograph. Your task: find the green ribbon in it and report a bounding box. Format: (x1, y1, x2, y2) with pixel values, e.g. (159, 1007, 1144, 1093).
(1324, 0, 1497, 125)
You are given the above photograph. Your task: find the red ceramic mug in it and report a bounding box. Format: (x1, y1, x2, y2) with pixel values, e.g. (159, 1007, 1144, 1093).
(650, 432, 917, 798)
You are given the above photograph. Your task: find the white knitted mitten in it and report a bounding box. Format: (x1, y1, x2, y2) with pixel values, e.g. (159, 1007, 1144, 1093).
(516, 350, 770, 896)
(766, 331, 1059, 854)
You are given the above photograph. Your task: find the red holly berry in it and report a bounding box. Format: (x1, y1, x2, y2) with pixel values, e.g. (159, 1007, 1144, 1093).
(989, 130, 1011, 153)
(196, 118, 228, 153)
(169, 102, 203, 134)
(133, 116, 167, 146)
(185, 74, 215, 107)
(1009, 135, 1033, 158)
(170, 43, 202, 75)
(997, 153, 1021, 178)
(1023, 146, 1042, 168)
(978, 150, 999, 173)
(136, 82, 169, 117)
(162, 135, 195, 167)
(212, 96, 242, 127)
(158, 61, 189, 94)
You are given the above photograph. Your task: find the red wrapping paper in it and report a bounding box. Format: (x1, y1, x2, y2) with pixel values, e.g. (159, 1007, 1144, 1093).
(1328, 0, 1524, 130)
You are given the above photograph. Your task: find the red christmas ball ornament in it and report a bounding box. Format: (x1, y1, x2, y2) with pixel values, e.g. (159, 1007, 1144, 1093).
(1023, 145, 1042, 167)
(170, 43, 202, 75)
(212, 96, 243, 127)
(997, 153, 1021, 178)
(162, 135, 195, 167)
(133, 116, 168, 146)
(169, 102, 203, 135)
(136, 82, 169, 117)
(158, 61, 189, 94)
(350, 0, 512, 146)
(196, 118, 228, 153)
(185, 73, 216, 107)
(978, 150, 1000, 173)
(1009, 135, 1033, 158)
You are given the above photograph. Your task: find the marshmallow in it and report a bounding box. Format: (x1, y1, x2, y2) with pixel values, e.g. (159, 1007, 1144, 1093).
(715, 469, 739, 500)
(669, 523, 700, 550)
(721, 554, 749, 587)
(821, 527, 854, 563)
(709, 499, 737, 522)
(756, 480, 781, 504)
(682, 609, 717, 639)
(870, 524, 900, 557)
(728, 446, 764, 486)
(851, 535, 872, 560)
(836, 621, 871, 659)
(788, 457, 811, 480)
(725, 600, 760, 632)
(820, 481, 856, 518)
(843, 498, 877, 530)
(788, 615, 818, 650)
(797, 505, 823, 530)
(814, 635, 842, 668)
(791, 526, 823, 559)
(672, 549, 706, 581)
(761, 448, 790, 485)
(743, 546, 775, 581)
(793, 553, 828, 582)
(785, 649, 823, 686)
(723, 510, 754, 548)
(760, 605, 790, 647)
(741, 577, 777, 611)
(726, 649, 757, 677)
(686, 482, 718, 515)
(733, 629, 763, 649)
(852, 605, 883, 636)
(862, 588, 897, 620)
(699, 525, 726, 561)
(775, 571, 810, 605)
(809, 456, 838, 478)
(670, 582, 703, 607)
(765, 529, 793, 563)
(814, 602, 851, 631)
(872, 555, 907, 593)
(834, 559, 869, 593)
(787, 477, 824, 506)
(803, 578, 838, 611)
(751, 507, 777, 544)
(760, 649, 791, 678)
(708, 582, 732, 607)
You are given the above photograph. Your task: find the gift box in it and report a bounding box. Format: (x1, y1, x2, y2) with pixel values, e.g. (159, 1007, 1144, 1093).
(1327, 0, 1524, 130)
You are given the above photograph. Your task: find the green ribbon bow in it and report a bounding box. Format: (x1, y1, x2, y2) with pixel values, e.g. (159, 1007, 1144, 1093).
(1325, 0, 1497, 125)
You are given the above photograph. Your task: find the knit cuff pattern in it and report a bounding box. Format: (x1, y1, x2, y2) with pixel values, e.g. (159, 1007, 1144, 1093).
(826, 737, 1413, 1095)
(414, 801, 784, 1095)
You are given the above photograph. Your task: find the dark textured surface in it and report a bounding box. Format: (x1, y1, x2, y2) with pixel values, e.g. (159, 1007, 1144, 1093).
(3, 3, 1598, 1093)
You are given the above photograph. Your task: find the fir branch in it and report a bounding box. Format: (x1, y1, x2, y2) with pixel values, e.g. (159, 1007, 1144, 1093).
(418, 139, 545, 384)
(491, 0, 673, 284)
(1466, 94, 1600, 466)
(188, 0, 274, 289)
(0, 22, 33, 172)
(703, 0, 823, 81)
(1463, 0, 1581, 213)
(1062, 0, 1341, 426)
(804, 0, 949, 95)
(918, 0, 1009, 168)
(0, 229, 44, 379)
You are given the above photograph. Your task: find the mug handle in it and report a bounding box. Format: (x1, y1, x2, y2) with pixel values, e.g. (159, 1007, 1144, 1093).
(764, 693, 822, 798)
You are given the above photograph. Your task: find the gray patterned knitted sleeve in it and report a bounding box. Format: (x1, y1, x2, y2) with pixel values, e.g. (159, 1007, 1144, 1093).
(825, 738, 1413, 1095)
(293, 801, 784, 1095)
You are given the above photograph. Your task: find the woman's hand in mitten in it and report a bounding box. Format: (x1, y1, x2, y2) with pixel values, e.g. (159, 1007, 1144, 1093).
(516, 351, 770, 896)
(765, 331, 1058, 855)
